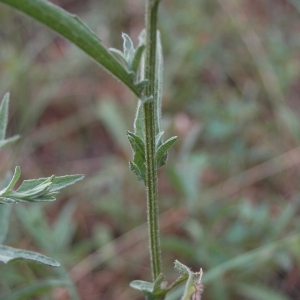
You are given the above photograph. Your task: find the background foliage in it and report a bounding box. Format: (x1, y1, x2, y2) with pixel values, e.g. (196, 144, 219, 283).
(1, 0, 300, 299)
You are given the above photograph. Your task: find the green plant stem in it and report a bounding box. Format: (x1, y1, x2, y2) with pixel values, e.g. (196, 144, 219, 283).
(143, 0, 162, 281)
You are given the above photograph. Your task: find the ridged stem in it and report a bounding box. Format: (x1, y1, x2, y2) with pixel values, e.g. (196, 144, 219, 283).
(143, 0, 162, 281)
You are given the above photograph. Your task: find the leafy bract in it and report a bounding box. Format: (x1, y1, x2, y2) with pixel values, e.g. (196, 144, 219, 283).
(110, 33, 146, 84)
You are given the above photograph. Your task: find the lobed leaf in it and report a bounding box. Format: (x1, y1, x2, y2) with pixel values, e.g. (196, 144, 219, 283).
(0, 244, 60, 266)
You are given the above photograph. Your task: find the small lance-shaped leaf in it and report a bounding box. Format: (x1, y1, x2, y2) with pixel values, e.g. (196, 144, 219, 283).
(110, 33, 145, 84)
(131, 44, 146, 76)
(156, 136, 178, 169)
(0, 0, 142, 97)
(127, 131, 146, 182)
(0, 244, 60, 266)
(0, 93, 20, 150)
(122, 33, 135, 69)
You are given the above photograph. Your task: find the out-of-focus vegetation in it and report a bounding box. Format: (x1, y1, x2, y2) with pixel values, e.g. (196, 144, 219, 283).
(1, 0, 300, 299)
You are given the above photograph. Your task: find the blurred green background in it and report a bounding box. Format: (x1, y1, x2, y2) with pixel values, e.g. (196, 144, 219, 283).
(1, 0, 300, 299)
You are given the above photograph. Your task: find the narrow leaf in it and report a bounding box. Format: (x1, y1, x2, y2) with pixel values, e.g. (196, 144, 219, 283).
(0, 135, 20, 150)
(131, 44, 145, 75)
(0, 205, 12, 243)
(109, 48, 127, 65)
(0, 0, 141, 97)
(133, 30, 146, 140)
(134, 100, 145, 140)
(155, 131, 164, 148)
(0, 244, 60, 266)
(0, 93, 9, 140)
(0, 197, 17, 204)
(1, 279, 69, 300)
(236, 283, 290, 300)
(154, 31, 163, 135)
(0, 166, 21, 195)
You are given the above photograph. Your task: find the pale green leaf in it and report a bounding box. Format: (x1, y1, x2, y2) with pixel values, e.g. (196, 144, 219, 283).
(0, 135, 20, 150)
(109, 48, 126, 65)
(0, 166, 21, 195)
(0, 245, 60, 266)
(0, 93, 9, 141)
(122, 33, 135, 68)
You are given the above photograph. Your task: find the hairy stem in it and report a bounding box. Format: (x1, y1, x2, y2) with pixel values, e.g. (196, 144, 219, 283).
(143, 0, 162, 281)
